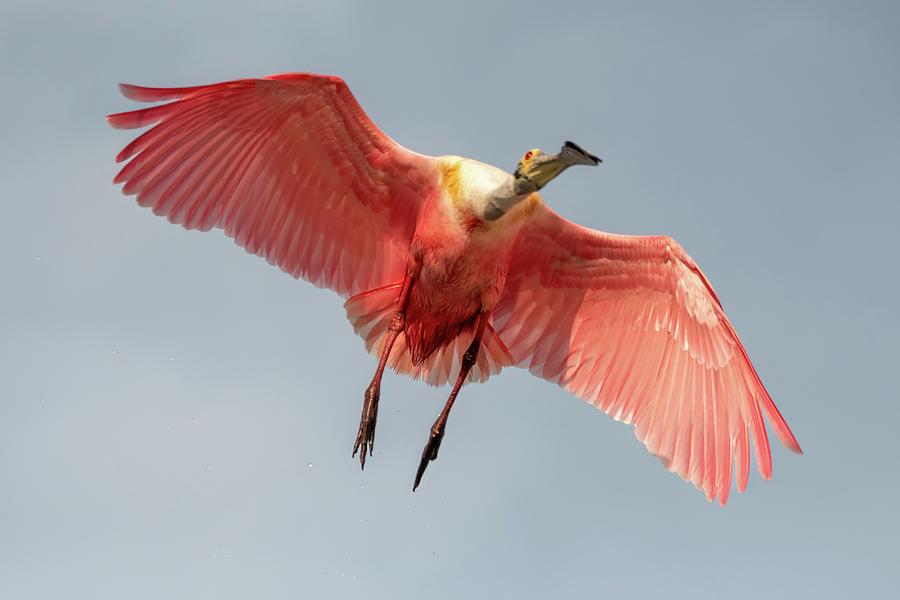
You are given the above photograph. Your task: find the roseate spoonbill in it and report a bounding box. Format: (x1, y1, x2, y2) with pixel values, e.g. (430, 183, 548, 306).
(107, 73, 801, 504)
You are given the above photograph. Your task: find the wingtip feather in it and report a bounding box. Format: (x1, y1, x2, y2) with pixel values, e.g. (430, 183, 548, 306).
(118, 82, 191, 102)
(769, 410, 803, 455)
(106, 109, 149, 130)
(118, 83, 146, 101)
(105, 112, 126, 129)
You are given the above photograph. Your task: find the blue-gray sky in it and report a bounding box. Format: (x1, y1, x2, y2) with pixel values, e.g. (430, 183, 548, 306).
(2, 1, 899, 598)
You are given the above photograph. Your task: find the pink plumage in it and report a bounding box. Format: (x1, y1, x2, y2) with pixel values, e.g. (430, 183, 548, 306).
(109, 73, 801, 501)
(107, 74, 433, 298)
(493, 209, 801, 503)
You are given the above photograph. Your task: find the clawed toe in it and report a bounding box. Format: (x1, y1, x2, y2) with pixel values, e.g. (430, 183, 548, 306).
(413, 425, 445, 491)
(352, 385, 379, 469)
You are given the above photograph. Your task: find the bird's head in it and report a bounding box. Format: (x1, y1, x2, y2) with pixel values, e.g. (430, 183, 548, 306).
(513, 141, 601, 193)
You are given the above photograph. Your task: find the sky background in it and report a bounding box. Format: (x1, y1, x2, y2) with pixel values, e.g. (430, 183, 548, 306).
(2, 0, 899, 598)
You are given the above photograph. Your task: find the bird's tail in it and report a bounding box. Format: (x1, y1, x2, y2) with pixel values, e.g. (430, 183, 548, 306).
(344, 282, 513, 386)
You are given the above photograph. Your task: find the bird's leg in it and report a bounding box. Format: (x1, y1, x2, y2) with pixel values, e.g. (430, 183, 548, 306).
(413, 315, 487, 491)
(352, 274, 414, 469)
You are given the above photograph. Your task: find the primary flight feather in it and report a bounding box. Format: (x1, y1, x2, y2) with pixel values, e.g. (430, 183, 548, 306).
(108, 72, 801, 504)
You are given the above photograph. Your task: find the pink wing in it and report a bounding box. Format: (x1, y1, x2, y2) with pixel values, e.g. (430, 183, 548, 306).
(493, 205, 801, 505)
(107, 73, 437, 298)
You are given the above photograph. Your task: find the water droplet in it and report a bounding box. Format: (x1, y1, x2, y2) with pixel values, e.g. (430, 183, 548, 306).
(306, 463, 313, 469)
(169, 356, 175, 362)
(40, 397, 46, 403)
(393, 409, 399, 414)
(425, 524, 431, 529)
(352, 575, 358, 581)
(111, 349, 117, 355)
(359, 518, 364, 523)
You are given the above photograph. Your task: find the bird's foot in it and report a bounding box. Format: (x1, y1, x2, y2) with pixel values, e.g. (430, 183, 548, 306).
(413, 422, 445, 491)
(352, 384, 379, 469)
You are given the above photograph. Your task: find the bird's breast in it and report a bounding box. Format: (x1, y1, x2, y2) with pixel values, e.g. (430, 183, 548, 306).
(412, 158, 534, 311)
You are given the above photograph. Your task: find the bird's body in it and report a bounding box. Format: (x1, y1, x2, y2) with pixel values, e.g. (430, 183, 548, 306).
(402, 157, 535, 366)
(108, 73, 801, 503)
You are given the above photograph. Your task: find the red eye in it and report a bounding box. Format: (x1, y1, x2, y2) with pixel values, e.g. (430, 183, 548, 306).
(524, 151, 533, 160)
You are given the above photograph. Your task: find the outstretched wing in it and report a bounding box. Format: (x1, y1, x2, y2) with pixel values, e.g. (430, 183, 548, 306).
(108, 73, 437, 298)
(493, 205, 801, 505)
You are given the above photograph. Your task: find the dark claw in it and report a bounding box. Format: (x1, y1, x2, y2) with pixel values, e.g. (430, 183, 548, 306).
(352, 384, 379, 469)
(413, 425, 445, 491)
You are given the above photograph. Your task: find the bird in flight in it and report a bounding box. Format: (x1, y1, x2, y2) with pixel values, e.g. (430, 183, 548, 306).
(108, 73, 801, 504)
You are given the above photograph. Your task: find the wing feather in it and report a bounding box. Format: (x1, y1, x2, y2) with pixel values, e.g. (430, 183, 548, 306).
(495, 205, 801, 504)
(109, 73, 437, 298)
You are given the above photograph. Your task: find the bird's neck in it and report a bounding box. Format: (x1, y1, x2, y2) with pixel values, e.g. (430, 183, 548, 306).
(483, 177, 537, 221)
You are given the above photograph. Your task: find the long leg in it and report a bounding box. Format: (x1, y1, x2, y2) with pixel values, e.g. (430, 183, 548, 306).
(352, 273, 414, 469)
(413, 314, 487, 491)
